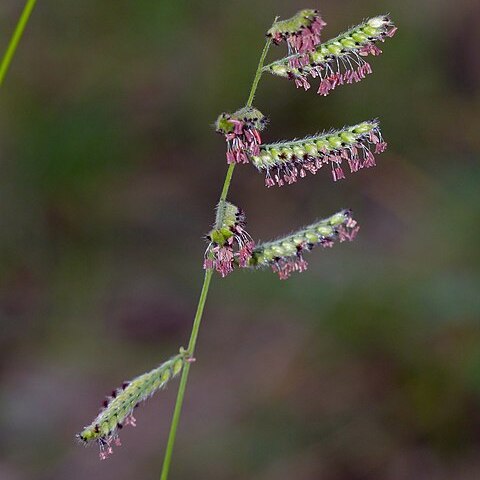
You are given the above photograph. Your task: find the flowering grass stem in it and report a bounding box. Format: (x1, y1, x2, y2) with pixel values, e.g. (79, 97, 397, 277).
(0, 0, 37, 88)
(159, 35, 273, 480)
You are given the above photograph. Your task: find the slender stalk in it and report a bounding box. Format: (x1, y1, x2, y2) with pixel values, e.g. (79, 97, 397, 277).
(0, 0, 37, 87)
(246, 35, 275, 108)
(159, 36, 273, 480)
(159, 269, 212, 480)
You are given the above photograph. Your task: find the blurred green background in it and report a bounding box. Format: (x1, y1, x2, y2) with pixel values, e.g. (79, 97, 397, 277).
(1, 0, 479, 479)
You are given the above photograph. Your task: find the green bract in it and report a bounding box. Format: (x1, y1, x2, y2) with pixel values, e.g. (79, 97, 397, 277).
(205, 201, 244, 247)
(267, 9, 320, 37)
(215, 106, 266, 135)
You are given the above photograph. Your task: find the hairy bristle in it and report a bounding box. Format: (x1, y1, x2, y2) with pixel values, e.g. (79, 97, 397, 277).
(76, 349, 189, 460)
(204, 201, 255, 277)
(267, 9, 326, 54)
(264, 15, 397, 96)
(249, 210, 359, 279)
(251, 120, 386, 187)
(215, 106, 267, 164)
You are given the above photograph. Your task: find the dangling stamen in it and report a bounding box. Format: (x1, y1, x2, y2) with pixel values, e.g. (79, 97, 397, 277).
(267, 9, 326, 54)
(251, 120, 387, 187)
(77, 350, 189, 459)
(204, 201, 255, 276)
(264, 15, 397, 97)
(215, 107, 267, 164)
(248, 210, 359, 279)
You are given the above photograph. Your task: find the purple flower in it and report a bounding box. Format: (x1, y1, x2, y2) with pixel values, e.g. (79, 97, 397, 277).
(251, 121, 387, 187)
(267, 9, 326, 55)
(204, 202, 255, 277)
(249, 210, 360, 280)
(265, 15, 397, 97)
(215, 107, 266, 164)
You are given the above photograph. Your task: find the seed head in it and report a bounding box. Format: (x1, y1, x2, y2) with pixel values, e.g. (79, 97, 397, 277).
(267, 9, 326, 54)
(76, 349, 189, 460)
(215, 107, 267, 164)
(249, 209, 359, 279)
(204, 201, 255, 277)
(264, 15, 397, 95)
(251, 120, 386, 187)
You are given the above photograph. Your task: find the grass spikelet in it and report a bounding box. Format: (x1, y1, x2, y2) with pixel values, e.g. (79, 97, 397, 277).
(204, 201, 255, 277)
(77, 349, 190, 459)
(264, 15, 397, 95)
(249, 209, 359, 279)
(266, 9, 326, 54)
(215, 106, 267, 164)
(251, 120, 386, 187)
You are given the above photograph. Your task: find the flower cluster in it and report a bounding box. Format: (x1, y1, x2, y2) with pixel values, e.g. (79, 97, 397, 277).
(249, 210, 359, 279)
(215, 107, 267, 164)
(264, 15, 397, 95)
(203, 201, 255, 277)
(77, 350, 190, 459)
(78, 8, 397, 468)
(208, 11, 397, 279)
(251, 120, 387, 187)
(266, 9, 326, 54)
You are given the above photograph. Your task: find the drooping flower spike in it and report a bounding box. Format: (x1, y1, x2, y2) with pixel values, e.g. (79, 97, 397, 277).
(204, 201, 255, 277)
(77, 349, 191, 460)
(249, 209, 359, 280)
(215, 107, 267, 164)
(266, 9, 326, 55)
(264, 15, 397, 96)
(251, 120, 386, 187)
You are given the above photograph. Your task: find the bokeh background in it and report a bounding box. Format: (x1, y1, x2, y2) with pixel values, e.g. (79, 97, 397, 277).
(1, 0, 479, 479)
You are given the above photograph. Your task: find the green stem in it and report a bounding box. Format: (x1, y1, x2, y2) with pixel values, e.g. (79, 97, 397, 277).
(159, 36, 272, 480)
(0, 0, 37, 87)
(159, 269, 212, 480)
(246, 37, 274, 108)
